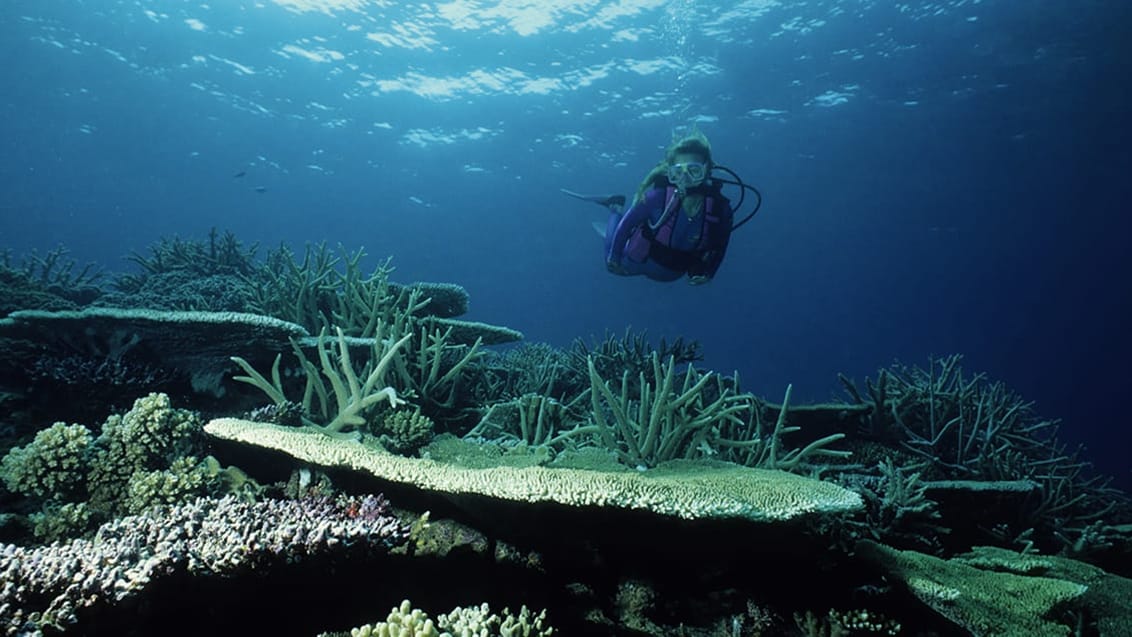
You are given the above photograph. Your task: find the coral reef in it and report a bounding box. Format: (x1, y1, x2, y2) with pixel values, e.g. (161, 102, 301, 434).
(840, 355, 1131, 555)
(3, 236, 1131, 636)
(116, 227, 258, 287)
(247, 243, 409, 338)
(85, 393, 203, 514)
(232, 324, 412, 435)
(422, 317, 523, 346)
(477, 343, 577, 401)
(0, 247, 103, 316)
(0, 235, 521, 426)
(710, 384, 852, 472)
(856, 540, 1105, 636)
(833, 457, 947, 553)
(585, 353, 749, 469)
(0, 308, 311, 406)
(390, 323, 485, 418)
(338, 599, 554, 637)
(466, 393, 577, 450)
(793, 608, 900, 636)
(0, 394, 253, 543)
(98, 271, 255, 311)
(468, 360, 851, 476)
(374, 408, 435, 456)
(204, 418, 863, 522)
(1, 423, 92, 501)
(0, 493, 408, 635)
(569, 328, 702, 386)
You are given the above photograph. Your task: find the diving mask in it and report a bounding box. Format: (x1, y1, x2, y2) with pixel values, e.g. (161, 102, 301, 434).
(667, 162, 708, 190)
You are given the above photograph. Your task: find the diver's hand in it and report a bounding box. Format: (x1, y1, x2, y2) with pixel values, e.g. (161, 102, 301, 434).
(606, 260, 629, 276)
(688, 275, 710, 286)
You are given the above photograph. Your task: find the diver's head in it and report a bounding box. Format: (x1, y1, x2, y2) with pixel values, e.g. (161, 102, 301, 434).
(665, 131, 713, 192)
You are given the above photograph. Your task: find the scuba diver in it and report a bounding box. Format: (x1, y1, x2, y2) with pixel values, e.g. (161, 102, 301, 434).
(563, 131, 761, 285)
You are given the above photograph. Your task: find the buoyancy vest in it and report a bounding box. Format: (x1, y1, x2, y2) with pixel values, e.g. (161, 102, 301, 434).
(632, 185, 727, 271)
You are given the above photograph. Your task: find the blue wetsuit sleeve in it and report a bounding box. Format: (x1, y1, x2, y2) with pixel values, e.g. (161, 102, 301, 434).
(607, 190, 659, 265)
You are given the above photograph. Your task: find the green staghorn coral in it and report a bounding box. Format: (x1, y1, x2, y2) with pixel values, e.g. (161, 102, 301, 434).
(586, 353, 748, 469)
(466, 393, 578, 450)
(232, 323, 412, 436)
(712, 385, 852, 472)
(248, 243, 428, 338)
(391, 323, 484, 414)
(584, 355, 850, 472)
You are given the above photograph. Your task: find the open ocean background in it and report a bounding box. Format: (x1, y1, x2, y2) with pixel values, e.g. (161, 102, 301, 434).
(1, 0, 1129, 488)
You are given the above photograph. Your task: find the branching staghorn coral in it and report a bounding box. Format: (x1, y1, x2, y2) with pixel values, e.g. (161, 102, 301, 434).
(466, 392, 584, 450)
(1, 246, 104, 314)
(325, 251, 430, 338)
(840, 355, 1057, 477)
(586, 353, 749, 469)
(390, 323, 484, 415)
(840, 354, 1132, 554)
(477, 342, 577, 401)
(833, 457, 946, 553)
(713, 384, 853, 472)
(569, 327, 702, 386)
(246, 243, 430, 338)
(1, 246, 103, 289)
(118, 228, 257, 293)
(245, 241, 341, 329)
(232, 323, 412, 436)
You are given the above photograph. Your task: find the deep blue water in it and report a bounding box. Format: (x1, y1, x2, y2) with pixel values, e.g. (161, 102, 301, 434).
(2, 1, 1130, 486)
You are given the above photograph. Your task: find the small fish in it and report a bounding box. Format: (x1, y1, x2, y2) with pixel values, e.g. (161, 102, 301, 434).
(254, 186, 267, 194)
(233, 170, 246, 178)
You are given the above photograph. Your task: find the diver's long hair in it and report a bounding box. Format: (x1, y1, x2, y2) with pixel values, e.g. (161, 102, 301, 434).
(632, 130, 714, 205)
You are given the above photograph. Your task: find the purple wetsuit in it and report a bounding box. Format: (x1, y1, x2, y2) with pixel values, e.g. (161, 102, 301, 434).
(604, 183, 733, 282)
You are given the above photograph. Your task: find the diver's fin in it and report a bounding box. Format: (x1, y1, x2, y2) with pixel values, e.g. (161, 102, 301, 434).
(561, 188, 626, 209)
(591, 221, 608, 238)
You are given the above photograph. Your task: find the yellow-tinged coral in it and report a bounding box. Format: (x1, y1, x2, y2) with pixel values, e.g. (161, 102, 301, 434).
(204, 418, 863, 522)
(343, 600, 553, 637)
(438, 603, 554, 637)
(0, 422, 93, 500)
(351, 600, 440, 637)
(497, 606, 553, 637)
